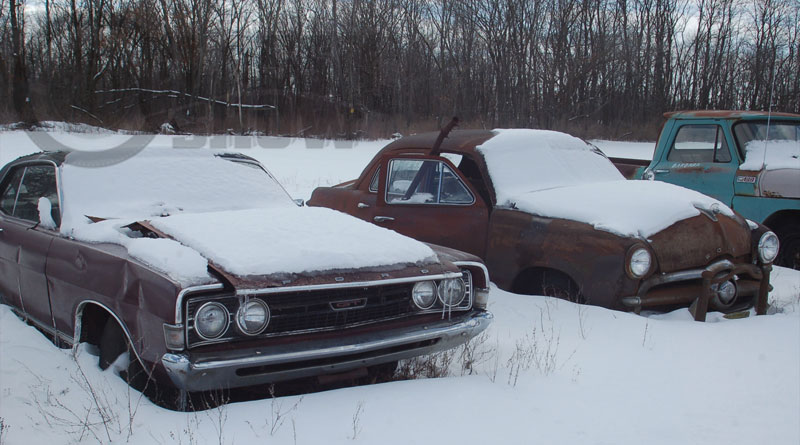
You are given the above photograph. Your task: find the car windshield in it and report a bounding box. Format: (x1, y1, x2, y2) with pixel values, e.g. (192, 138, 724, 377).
(734, 121, 800, 171)
(59, 149, 294, 230)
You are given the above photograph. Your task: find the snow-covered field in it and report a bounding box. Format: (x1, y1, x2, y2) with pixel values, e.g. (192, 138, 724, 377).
(0, 127, 798, 445)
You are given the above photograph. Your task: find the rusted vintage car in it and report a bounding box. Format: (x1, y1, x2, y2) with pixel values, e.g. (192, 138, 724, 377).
(0, 149, 491, 407)
(309, 126, 779, 321)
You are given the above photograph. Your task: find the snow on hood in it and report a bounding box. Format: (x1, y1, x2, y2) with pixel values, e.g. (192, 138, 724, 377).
(739, 140, 800, 171)
(477, 129, 624, 205)
(510, 180, 735, 238)
(148, 207, 436, 277)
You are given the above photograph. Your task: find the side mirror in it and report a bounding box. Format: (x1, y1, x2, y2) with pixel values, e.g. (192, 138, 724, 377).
(294, 198, 305, 207)
(37, 197, 58, 230)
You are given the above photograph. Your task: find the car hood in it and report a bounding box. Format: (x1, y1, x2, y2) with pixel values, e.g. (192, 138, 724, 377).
(505, 180, 737, 239)
(646, 212, 752, 273)
(71, 207, 442, 288)
(143, 206, 440, 287)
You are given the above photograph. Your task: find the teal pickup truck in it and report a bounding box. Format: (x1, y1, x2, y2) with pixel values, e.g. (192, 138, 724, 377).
(610, 110, 799, 269)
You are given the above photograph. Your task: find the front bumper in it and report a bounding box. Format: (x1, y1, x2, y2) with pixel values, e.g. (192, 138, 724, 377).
(621, 259, 771, 321)
(161, 311, 492, 392)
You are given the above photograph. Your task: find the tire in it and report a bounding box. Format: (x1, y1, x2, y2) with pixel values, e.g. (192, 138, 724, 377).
(98, 318, 147, 388)
(514, 270, 583, 303)
(774, 225, 800, 270)
(99, 317, 128, 370)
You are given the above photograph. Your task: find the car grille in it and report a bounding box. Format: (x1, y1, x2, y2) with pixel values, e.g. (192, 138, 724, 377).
(185, 271, 473, 348)
(264, 283, 415, 334)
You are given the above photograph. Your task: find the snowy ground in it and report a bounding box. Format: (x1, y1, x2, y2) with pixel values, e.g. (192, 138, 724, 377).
(0, 127, 798, 445)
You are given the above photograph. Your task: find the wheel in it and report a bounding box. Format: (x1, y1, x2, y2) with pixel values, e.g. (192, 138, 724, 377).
(99, 317, 128, 370)
(774, 225, 800, 270)
(98, 318, 147, 387)
(514, 269, 583, 303)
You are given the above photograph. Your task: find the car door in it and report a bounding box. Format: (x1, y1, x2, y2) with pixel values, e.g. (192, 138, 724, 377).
(0, 163, 61, 336)
(370, 155, 490, 258)
(648, 120, 739, 205)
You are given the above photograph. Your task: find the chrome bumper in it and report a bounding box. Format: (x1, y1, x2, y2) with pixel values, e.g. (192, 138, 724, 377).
(621, 259, 771, 321)
(161, 311, 492, 392)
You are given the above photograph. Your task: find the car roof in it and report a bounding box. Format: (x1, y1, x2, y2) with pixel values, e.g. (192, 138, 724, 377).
(379, 130, 496, 156)
(664, 110, 800, 120)
(6, 151, 69, 166)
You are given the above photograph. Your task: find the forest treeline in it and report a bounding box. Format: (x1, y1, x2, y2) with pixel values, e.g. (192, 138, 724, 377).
(2, 0, 799, 139)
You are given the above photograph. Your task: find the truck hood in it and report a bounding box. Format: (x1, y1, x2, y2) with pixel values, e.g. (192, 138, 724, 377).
(758, 168, 800, 199)
(505, 180, 736, 239)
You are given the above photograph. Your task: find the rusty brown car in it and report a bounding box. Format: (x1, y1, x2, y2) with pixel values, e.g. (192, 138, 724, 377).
(308, 125, 778, 321)
(0, 149, 491, 408)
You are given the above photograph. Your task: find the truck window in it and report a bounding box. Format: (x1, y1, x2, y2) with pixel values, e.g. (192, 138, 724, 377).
(668, 125, 731, 163)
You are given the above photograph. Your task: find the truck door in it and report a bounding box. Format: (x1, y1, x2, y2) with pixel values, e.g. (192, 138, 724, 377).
(649, 120, 738, 205)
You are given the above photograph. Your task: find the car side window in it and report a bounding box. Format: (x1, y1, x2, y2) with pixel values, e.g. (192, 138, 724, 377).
(368, 167, 380, 193)
(10, 165, 61, 227)
(668, 125, 731, 163)
(0, 168, 25, 215)
(386, 159, 474, 205)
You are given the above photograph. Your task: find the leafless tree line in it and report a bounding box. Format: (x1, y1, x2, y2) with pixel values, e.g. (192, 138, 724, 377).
(1, 0, 798, 138)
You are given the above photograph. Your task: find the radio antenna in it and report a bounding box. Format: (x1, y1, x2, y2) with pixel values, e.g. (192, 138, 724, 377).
(762, 62, 776, 169)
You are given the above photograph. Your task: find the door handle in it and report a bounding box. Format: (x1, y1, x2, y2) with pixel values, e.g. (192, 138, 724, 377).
(374, 216, 395, 223)
(357, 202, 370, 209)
(653, 169, 670, 174)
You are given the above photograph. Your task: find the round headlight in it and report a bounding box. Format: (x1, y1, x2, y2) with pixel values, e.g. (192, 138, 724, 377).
(438, 278, 466, 307)
(714, 280, 737, 306)
(629, 247, 652, 278)
(195, 302, 229, 339)
(412, 281, 437, 309)
(236, 299, 270, 335)
(758, 231, 780, 264)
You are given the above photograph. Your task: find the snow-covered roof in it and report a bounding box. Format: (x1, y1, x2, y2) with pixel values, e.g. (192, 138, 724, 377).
(59, 148, 293, 231)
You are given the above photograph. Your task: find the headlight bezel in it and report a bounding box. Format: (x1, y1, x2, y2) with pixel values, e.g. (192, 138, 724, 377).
(236, 298, 271, 336)
(194, 301, 230, 340)
(757, 231, 780, 264)
(626, 245, 653, 279)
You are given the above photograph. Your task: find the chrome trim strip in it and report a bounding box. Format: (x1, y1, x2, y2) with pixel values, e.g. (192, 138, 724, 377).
(452, 261, 490, 289)
(175, 283, 225, 324)
(234, 272, 463, 296)
(11, 307, 74, 344)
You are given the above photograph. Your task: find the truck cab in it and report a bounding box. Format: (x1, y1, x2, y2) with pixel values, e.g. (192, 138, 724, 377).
(615, 111, 800, 269)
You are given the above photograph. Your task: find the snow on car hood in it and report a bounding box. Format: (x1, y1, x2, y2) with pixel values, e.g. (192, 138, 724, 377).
(508, 180, 735, 238)
(69, 207, 437, 286)
(739, 140, 800, 171)
(148, 206, 436, 278)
